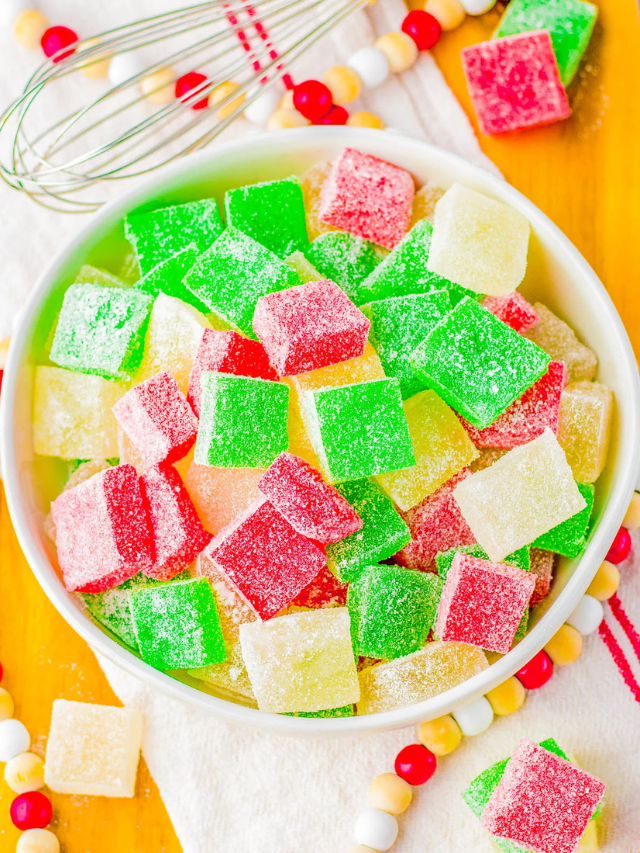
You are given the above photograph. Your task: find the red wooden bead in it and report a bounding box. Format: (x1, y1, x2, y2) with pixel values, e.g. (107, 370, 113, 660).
(317, 105, 349, 126)
(0, 661, 3, 683)
(41, 25, 78, 62)
(394, 743, 437, 785)
(175, 72, 210, 110)
(515, 650, 554, 690)
(292, 80, 333, 122)
(10, 791, 53, 831)
(401, 11, 442, 51)
(605, 526, 631, 564)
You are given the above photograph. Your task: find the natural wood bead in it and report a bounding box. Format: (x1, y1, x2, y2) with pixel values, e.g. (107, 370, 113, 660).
(140, 67, 176, 105)
(347, 111, 386, 129)
(417, 714, 462, 755)
(323, 65, 362, 106)
(267, 108, 311, 130)
(485, 676, 526, 715)
(211, 81, 245, 119)
(280, 89, 295, 109)
(374, 32, 418, 74)
(544, 624, 583, 666)
(623, 492, 640, 530)
(13, 10, 49, 50)
(586, 560, 620, 601)
(424, 0, 466, 30)
(368, 772, 413, 815)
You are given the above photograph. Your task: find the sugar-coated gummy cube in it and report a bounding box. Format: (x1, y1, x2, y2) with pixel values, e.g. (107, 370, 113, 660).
(411, 297, 550, 429)
(44, 699, 143, 797)
(184, 463, 264, 535)
(326, 479, 410, 582)
(183, 227, 299, 339)
(319, 148, 415, 250)
(529, 548, 555, 607)
(285, 250, 322, 283)
(356, 641, 488, 715)
(436, 544, 531, 581)
(253, 279, 370, 376)
(533, 482, 594, 557)
(287, 402, 323, 470)
(290, 564, 348, 609)
(557, 382, 613, 484)
(135, 245, 210, 314)
(469, 446, 508, 473)
(194, 373, 289, 468)
(462, 31, 571, 136)
(131, 577, 226, 670)
(124, 198, 224, 276)
(52, 464, 153, 593)
(74, 264, 126, 288)
(118, 251, 141, 284)
(33, 366, 122, 459)
(239, 608, 360, 713)
(524, 303, 598, 383)
(409, 181, 445, 228)
(205, 497, 326, 619)
(453, 429, 587, 561)
(348, 564, 441, 659)
(483, 292, 539, 333)
(303, 232, 386, 305)
(187, 328, 279, 416)
(300, 160, 336, 241)
(494, 0, 598, 86)
(258, 452, 362, 543)
(285, 705, 355, 718)
(303, 377, 415, 482)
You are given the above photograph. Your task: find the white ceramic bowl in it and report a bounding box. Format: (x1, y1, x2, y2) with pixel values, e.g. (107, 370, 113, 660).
(2, 128, 640, 737)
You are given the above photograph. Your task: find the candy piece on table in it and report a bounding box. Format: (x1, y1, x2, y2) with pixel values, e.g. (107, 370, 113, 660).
(424, 0, 466, 30)
(515, 649, 554, 689)
(33, 367, 122, 459)
(184, 463, 264, 536)
(436, 543, 530, 581)
(74, 264, 126, 288)
(483, 292, 539, 334)
(529, 548, 555, 607)
(300, 160, 336, 241)
(524, 303, 598, 383)
(4, 753, 46, 794)
(135, 245, 209, 314)
(544, 624, 583, 666)
(532, 482, 594, 556)
(303, 232, 386, 305)
(347, 47, 390, 89)
(16, 828, 61, 853)
(357, 642, 488, 715)
(253, 279, 370, 375)
(369, 773, 413, 814)
(0, 687, 15, 722)
(566, 594, 604, 635)
(51, 464, 153, 592)
(239, 608, 360, 712)
(452, 696, 494, 737)
(376, 389, 478, 511)
(326, 479, 411, 582)
(44, 699, 143, 796)
(557, 382, 613, 484)
(418, 715, 462, 756)
(586, 560, 620, 601)
(354, 809, 398, 852)
(319, 148, 415, 250)
(0, 719, 31, 762)
(485, 676, 526, 716)
(453, 429, 587, 561)
(290, 564, 348, 609)
(409, 181, 445, 228)
(469, 446, 507, 473)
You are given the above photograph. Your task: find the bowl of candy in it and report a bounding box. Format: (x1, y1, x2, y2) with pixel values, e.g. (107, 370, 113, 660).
(2, 127, 639, 735)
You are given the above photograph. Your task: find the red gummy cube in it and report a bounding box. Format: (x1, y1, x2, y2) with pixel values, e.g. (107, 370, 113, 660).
(319, 148, 415, 250)
(51, 464, 153, 593)
(187, 329, 280, 416)
(258, 452, 362, 543)
(113, 371, 198, 467)
(482, 739, 606, 853)
(483, 292, 539, 333)
(205, 497, 326, 619)
(395, 469, 476, 571)
(252, 279, 370, 376)
(436, 553, 536, 653)
(461, 361, 566, 449)
(290, 564, 348, 609)
(462, 31, 571, 136)
(140, 463, 212, 580)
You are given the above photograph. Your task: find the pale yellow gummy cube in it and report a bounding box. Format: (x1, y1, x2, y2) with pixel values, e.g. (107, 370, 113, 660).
(286, 251, 322, 283)
(524, 304, 597, 383)
(184, 463, 264, 536)
(409, 181, 445, 229)
(356, 642, 488, 715)
(301, 160, 336, 241)
(74, 264, 125, 288)
(376, 390, 478, 511)
(239, 608, 360, 713)
(427, 183, 530, 296)
(453, 429, 586, 562)
(44, 699, 143, 797)
(557, 382, 613, 484)
(33, 366, 123, 459)
(287, 402, 322, 470)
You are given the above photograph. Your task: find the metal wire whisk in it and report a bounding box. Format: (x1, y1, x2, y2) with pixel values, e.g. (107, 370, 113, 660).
(0, 0, 366, 213)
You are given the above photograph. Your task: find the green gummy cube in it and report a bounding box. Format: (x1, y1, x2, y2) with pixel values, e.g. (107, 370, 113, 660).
(494, 0, 597, 86)
(326, 479, 411, 582)
(130, 578, 226, 670)
(124, 198, 224, 276)
(362, 291, 451, 399)
(284, 705, 355, 718)
(532, 482, 594, 557)
(50, 284, 153, 381)
(435, 544, 530, 582)
(135, 244, 209, 314)
(410, 297, 550, 429)
(183, 227, 299, 338)
(224, 177, 309, 259)
(303, 377, 416, 483)
(303, 232, 386, 305)
(194, 373, 289, 468)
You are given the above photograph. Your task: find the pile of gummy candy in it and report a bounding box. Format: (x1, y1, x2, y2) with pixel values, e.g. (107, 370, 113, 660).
(34, 146, 612, 718)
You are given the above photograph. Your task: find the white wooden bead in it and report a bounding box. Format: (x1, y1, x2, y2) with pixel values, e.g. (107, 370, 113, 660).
(108, 53, 145, 87)
(460, 0, 497, 14)
(354, 808, 398, 851)
(0, 719, 31, 762)
(566, 594, 604, 635)
(347, 48, 390, 89)
(17, 829, 61, 853)
(244, 88, 281, 125)
(452, 696, 494, 736)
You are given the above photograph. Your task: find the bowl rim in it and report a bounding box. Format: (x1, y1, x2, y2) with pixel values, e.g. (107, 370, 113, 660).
(3, 126, 640, 737)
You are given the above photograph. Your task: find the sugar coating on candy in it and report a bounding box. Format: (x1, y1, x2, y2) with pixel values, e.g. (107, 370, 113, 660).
(409, 181, 445, 228)
(290, 564, 348, 609)
(303, 377, 415, 483)
(453, 429, 587, 562)
(469, 446, 508, 473)
(124, 198, 224, 276)
(348, 564, 441, 659)
(326, 479, 410, 582)
(44, 699, 143, 797)
(524, 303, 597, 383)
(286, 251, 323, 283)
(376, 390, 478, 512)
(184, 463, 264, 535)
(462, 31, 571, 136)
(356, 641, 488, 715)
(205, 497, 326, 619)
(253, 279, 370, 376)
(529, 548, 555, 607)
(557, 382, 613, 484)
(33, 366, 122, 459)
(258, 452, 362, 543)
(194, 373, 289, 468)
(411, 297, 550, 430)
(52, 464, 153, 593)
(239, 608, 360, 713)
(135, 245, 209, 314)
(319, 148, 415, 250)
(483, 292, 539, 333)
(533, 482, 594, 557)
(436, 544, 531, 581)
(303, 232, 386, 305)
(300, 160, 336, 241)
(461, 361, 567, 449)
(224, 177, 309, 259)
(183, 227, 299, 339)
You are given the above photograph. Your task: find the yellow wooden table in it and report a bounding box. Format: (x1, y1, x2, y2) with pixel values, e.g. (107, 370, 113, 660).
(2, 1, 640, 849)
